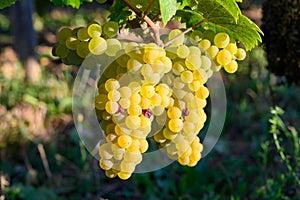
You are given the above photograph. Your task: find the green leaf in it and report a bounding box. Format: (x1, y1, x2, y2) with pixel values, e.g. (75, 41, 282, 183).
(176, 9, 204, 28)
(0, 0, 16, 9)
(159, 0, 180, 25)
(50, 0, 92, 9)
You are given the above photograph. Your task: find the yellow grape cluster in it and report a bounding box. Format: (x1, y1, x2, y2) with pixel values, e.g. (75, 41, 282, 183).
(54, 23, 247, 179)
(52, 21, 119, 65)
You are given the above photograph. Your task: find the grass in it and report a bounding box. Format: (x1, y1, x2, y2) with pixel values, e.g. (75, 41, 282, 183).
(1, 2, 300, 200)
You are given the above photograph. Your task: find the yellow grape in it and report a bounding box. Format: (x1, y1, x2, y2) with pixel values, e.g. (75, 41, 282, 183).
(172, 61, 185, 75)
(105, 101, 119, 114)
(105, 78, 120, 91)
(168, 29, 185, 46)
(167, 106, 182, 119)
(214, 32, 230, 48)
(185, 54, 201, 70)
(128, 104, 142, 115)
(118, 171, 131, 180)
(99, 159, 113, 170)
(87, 23, 102, 38)
(224, 60, 238, 73)
(195, 85, 209, 99)
(180, 70, 194, 83)
(205, 45, 219, 59)
(177, 45, 190, 58)
(150, 93, 162, 106)
(117, 135, 132, 148)
(107, 89, 121, 102)
(235, 48, 246, 60)
(125, 115, 141, 130)
(140, 85, 155, 98)
(119, 86, 132, 98)
(126, 139, 140, 153)
(89, 37, 107, 55)
(224, 43, 238, 55)
(168, 118, 183, 132)
(198, 39, 211, 51)
(216, 49, 232, 66)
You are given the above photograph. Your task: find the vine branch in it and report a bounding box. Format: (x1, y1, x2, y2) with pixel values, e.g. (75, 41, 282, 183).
(164, 19, 206, 47)
(121, 0, 163, 46)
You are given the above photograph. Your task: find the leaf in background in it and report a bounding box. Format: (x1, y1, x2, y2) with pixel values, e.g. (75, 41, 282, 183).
(0, 0, 16, 9)
(50, 0, 92, 9)
(176, 9, 204, 28)
(159, 0, 180, 25)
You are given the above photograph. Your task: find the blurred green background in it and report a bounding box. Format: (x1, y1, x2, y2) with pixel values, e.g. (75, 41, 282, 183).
(0, 0, 299, 199)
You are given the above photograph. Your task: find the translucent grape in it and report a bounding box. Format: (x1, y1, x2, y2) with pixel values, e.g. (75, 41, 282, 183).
(168, 29, 185, 46)
(200, 55, 212, 70)
(189, 30, 203, 45)
(235, 48, 246, 60)
(172, 61, 185, 75)
(77, 27, 90, 41)
(127, 58, 143, 73)
(125, 115, 141, 130)
(224, 43, 237, 55)
(103, 21, 119, 38)
(89, 37, 107, 55)
(119, 86, 132, 98)
(180, 70, 194, 83)
(128, 104, 142, 115)
(57, 27, 73, 44)
(205, 45, 219, 59)
(105, 101, 119, 114)
(66, 36, 80, 50)
(105, 79, 120, 91)
(107, 89, 121, 102)
(198, 39, 211, 51)
(95, 94, 108, 110)
(177, 45, 190, 58)
(87, 23, 102, 38)
(167, 106, 182, 119)
(224, 60, 238, 73)
(105, 38, 122, 56)
(140, 85, 155, 98)
(100, 159, 113, 170)
(117, 135, 132, 148)
(126, 139, 140, 153)
(214, 32, 230, 48)
(216, 49, 232, 66)
(118, 171, 131, 180)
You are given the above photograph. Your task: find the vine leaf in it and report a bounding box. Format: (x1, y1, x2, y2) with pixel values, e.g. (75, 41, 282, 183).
(178, 0, 263, 50)
(0, 0, 16, 9)
(159, 0, 180, 25)
(50, 0, 92, 9)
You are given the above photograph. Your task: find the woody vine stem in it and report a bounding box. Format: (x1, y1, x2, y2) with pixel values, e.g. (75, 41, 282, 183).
(121, 0, 206, 47)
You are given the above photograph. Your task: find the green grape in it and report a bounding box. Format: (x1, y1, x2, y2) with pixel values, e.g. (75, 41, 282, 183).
(198, 39, 211, 52)
(167, 106, 182, 119)
(106, 38, 122, 56)
(125, 115, 141, 130)
(105, 169, 117, 178)
(174, 77, 185, 89)
(214, 32, 230, 48)
(87, 23, 102, 38)
(224, 60, 238, 73)
(185, 54, 201, 70)
(108, 89, 121, 102)
(141, 64, 153, 77)
(65, 36, 80, 50)
(180, 70, 194, 83)
(172, 61, 185, 75)
(62, 50, 84, 66)
(105, 101, 119, 114)
(95, 94, 108, 110)
(224, 43, 237, 55)
(205, 45, 219, 59)
(105, 78, 120, 92)
(168, 118, 183, 132)
(119, 86, 132, 98)
(103, 21, 119, 38)
(168, 29, 185, 46)
(177, 45, 190, 58)
(200, 55, 212, 70)
(124, 42, 142, 57)
(127, 58, 143, 73)
(117, 135, 133, 148)
(216, 49, 232, 66)
(203, 29, 215, 42)
(173, 88, 187, 100)
(189, 46, 201, 56)
(140, 85, 155, 98)
(76, 41, 90, 58)
(77, 27, 90, 41)
(165, 45, 178, 59)
(89, 37, 107, 55)
(235, 48, 246, 60)
(189, 30, 203, 45)
(57, 27, 73, 44)
(55, 45, 69, 58)
(152, 106, 165, 116)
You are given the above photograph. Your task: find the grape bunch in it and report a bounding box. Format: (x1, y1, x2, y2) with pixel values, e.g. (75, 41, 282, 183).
(53, 22, 246, 180)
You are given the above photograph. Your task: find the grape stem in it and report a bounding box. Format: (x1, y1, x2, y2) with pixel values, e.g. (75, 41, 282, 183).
(164, 19, 206, 47)
(121, 0, 163, 46)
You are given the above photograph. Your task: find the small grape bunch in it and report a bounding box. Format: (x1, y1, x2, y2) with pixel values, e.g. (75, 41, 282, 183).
(53, 22, 246, 180)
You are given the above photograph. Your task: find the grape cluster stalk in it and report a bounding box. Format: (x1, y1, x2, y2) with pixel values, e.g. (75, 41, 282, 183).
(53, 22, 246, 180)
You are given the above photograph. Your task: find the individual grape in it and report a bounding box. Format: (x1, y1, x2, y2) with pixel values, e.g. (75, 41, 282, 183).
(105, 169, 117, 178)
(224, 60, 238, 73)
(195, 85, 209, 99)
(103, 21, 119, 38)
(77, 27, 90, 41)
(129, 91, 141, 103)
(126, 139, 140, 153)
(107, 89, 121, 102)
(214, 32, 230, 48)
(205, 45, 219, 59)
(139, 139, 149, 153)
(180, 70, 194, 83)
(99, 159, 113, 170)
(105, 79, 120, 91)
(200, 55, 212, 70)
(140, 115, 151, 128)
(89, 37, 107, 55)
(95, 94, 108, 110)
(128, 104, 142, 115)
(216, 49, 232, 66)
(161, 95, 171, 108)
(168, 118, 183, 132)
(183, 121, 196, 133)
(167, 106, 182, 119)
(189, 30, 203, 45)
(57, 27, 73, 44)
(99, 143, 113, 159)
(143, 73, 161, 85)
(185, 54, 201, 70)
(105, 101, 119, 114)
(140, 85, 155, 98)
(150, 93, 162, 106)
(235, 48, 246, 60)
(66, 36, 80, 50)
(211, 61, 222, 72)
(224, 43, 237, 54)
(151, 60, 164, 74)
(172, 61, 185, 75)
(119, 98, 130, 109)
(177, 45, 190, 58)
(117, 135, 132, 148)
(141, 64, 153, 77)
(159, 56, 172, 73)
(125, 42, 142, 57)
(153, 130, 167, 143)
(123, 151, 142, 164)
(125, 115, 141, 130)
(168, 29, 185, 46)
(55, 45, 69, 58)
(87, 23, 102, 38)
(118, 171, 131, 180)
(163, 128, 178, 140)
(198, 39, 211, 51)
(127, 58, 143, 72)
(174, 77, 185, 89)
(173, 88, 188, 100)
(106, 38, 122, 56)
(188, 46, 201, 56)
(161, 73, 175, 85)
(76, 41, 90, 58)
(156, 84, 170, 96)
(188, 80, 201, 92)
(120, 160, 136, 173)
(152, 106, 165, 116)
(193, 69, 208, 84)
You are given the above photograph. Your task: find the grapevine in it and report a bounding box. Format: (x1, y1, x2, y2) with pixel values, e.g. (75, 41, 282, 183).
(52, 0, 262, 180)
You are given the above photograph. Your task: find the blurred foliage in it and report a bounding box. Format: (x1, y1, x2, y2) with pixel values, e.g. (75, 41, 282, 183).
(0, 1, 300, 200)
(262, 0, 300, 85)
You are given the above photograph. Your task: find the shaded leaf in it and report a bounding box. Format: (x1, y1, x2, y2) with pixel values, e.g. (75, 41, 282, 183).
(159, 0, 180, 25)
(0, 0, 16, 9)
